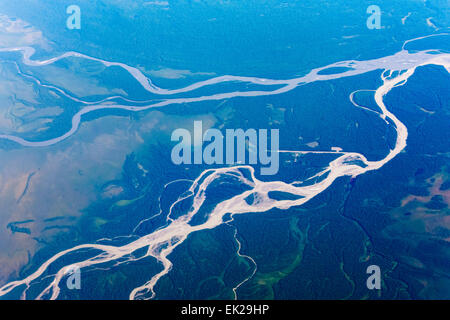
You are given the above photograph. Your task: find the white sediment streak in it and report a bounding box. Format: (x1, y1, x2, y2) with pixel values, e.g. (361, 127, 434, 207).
(0, 34, 449, 300)
(0, 35, 448, 147)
